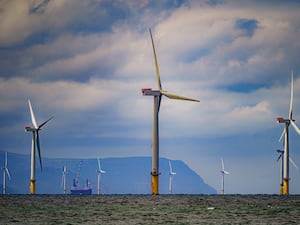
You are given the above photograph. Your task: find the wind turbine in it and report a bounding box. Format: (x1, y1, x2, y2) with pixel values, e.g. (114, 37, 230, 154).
(97, 157, 106, 195)
(220, 158, 230, 195)
(2, 152, 11, 194)
(276, 72, 300, 195)
(168, 160, 176, 194)
(24, 99, 53, 194)
(142, 28, 199, 195)
(61, 165, 67, 195)
(276, 149, 299, 194)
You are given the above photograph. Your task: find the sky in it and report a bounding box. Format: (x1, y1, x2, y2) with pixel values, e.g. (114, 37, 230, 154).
(1, 0, 300, 194)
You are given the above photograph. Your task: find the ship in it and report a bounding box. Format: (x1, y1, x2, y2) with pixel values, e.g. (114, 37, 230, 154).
(70, 178, 92, 195)
(70, 160, 92, 195)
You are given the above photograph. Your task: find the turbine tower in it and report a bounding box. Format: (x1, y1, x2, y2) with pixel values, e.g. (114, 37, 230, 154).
(276, 149, 299, 194)
(2, 152, 11, 194)
(25, 99, 53, 194)
(276, 72, 300, 195)
(61, 165, 67, 195)
(220, 158, 230, 195)
(142, 29, 199, 195)
(168, 160, 176, 194)
(97, 157, 106, 195)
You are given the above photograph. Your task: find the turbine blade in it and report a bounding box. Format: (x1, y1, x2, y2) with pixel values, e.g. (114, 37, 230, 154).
(5, 152, 7, 167)
(36, 131, 43, 171)
(161, 90, 199, 102)
(97, 157, 101, 171)
(289, 71, 294, 120)
(63, 165, 67, 173)
(276, 154, 282, 162)
(157, 96, 162, 112)
(224, 171, 230, 175)
(39, 116, 53, 129)
(221, 158, 225, 171)
(149, 28, 162, 91)
(28, 99, 38, 129)
(169, 160, 173, 173)
(290, 120, 300, 135)
(5, 168, 11, 180)
(278, 128, 285, 142)
(289, 157, 299, 170)
(98, 158, 106, 173)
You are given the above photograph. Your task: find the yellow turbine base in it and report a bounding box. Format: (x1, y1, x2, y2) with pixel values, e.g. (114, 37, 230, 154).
(280, 185, 284, 195)
(30, 179, 35, 194)
(151, 175, 159, 195)
(283, 179, 289, 195)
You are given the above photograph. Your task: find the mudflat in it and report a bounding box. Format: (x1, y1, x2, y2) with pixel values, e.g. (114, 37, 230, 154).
(1, 195, 300, 224)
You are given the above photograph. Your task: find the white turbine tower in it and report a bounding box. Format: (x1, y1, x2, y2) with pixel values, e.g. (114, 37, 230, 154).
(220, 158, 230, 195)
(142, 28, 199, 195)
(25, 99, 53, 194)
(97, 158, 106, 195)
(2, 152, 11, 194)
(276, 72, 300, 195)
(168, 160, 176, 194)
(276, 149, 299, 194)
(61, 165, 67, 195)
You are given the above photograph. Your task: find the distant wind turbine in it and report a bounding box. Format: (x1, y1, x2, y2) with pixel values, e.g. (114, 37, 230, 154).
(97, 157, 106, 195)
(142, 28, 199, 195)
(276, 149, 299, 194)
(220, 158, 230, 195)
(276, 72, 300, 195)
(61, 165, 67, 195)
(168, 160, 176, 194)
(25, 99, 53, 194)
(2, 152, 11, 194)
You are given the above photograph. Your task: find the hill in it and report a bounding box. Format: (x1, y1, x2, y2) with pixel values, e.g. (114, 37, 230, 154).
(0, 151, 216, 194)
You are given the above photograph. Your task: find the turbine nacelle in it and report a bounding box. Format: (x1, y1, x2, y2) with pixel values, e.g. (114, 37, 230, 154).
(142, 88, 161, 96)
(276, 117, 294, 124)
(25, 126, 35, 132)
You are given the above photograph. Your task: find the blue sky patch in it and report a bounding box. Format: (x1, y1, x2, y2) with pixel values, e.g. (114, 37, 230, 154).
(235, 18, 259, 36)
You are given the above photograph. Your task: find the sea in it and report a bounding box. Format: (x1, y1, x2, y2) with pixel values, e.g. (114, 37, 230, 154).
(1, 195, 300, 224)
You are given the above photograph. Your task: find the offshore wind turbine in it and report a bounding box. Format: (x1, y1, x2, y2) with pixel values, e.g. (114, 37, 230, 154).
(25, 99, 53, 194)
(142, 28, 199, 195)
(276, 149, 299, 194)
(61, 165, 67, 195)
(2, 152, 11, 194)
(276, 72, 300, 195)
(97, 157, 106, 195)
(168, 160, 176, 194)
(220, 158, 230, 195)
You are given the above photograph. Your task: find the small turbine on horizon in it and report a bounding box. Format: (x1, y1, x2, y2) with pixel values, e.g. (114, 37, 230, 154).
(168, 160, 176, 194)
(2, 152, 11, 194)
(97, 157, 106, 195)
(276, 72, 300, 195)
(61, 165, 67, 195)
(142, 28, 199, 195)
(25, 99, 53, 194)
(220, 158, 230, 195)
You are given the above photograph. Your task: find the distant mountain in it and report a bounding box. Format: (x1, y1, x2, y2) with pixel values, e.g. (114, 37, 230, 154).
(0, 151, 216, 194)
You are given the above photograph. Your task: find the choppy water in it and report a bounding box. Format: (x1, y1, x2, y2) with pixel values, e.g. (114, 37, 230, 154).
(1, 195, 300, 224)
